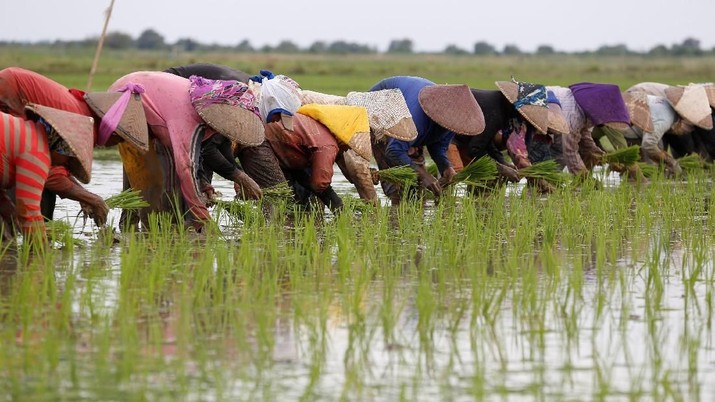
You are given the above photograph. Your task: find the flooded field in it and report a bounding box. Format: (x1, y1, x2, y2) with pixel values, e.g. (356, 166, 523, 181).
(1, 160, 714, 401)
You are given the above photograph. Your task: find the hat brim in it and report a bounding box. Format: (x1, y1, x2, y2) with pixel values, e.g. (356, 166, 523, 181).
(346, 89, 418, 141)
(418, 84, 485, 136)
(547, 103, 570, 135)
(197, 104, 265, 146)
(623, 91, 654, 133)
(665, 85, 713, 130)
(25, 103, 94, 183)
(700, 83, 715, 108)
(383, 117, 418, 141)
(346, 131, 373, 161)
(605, 121, 631, 130)
(84, 92, 149, 152)
(495, 81, 549, 134)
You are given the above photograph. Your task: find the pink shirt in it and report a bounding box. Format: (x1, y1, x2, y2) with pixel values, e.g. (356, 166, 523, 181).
(108, 72, 213, 222)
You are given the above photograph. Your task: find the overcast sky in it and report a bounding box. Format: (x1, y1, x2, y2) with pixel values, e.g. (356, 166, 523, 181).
(2, 0, 714, 53)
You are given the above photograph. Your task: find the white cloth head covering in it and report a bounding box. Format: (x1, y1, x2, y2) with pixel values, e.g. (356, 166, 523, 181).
(258, 75, 302, 129)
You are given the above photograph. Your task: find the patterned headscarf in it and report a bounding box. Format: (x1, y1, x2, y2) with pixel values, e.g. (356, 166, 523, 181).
(514, 82, 548, 109)
(189, 75, 260, 118)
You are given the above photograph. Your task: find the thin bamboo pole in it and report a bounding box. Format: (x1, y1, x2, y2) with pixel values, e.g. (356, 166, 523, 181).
(86, 0, 116, 91)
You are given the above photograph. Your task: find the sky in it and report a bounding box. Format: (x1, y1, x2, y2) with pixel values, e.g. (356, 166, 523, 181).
(2, 0, 714, 53)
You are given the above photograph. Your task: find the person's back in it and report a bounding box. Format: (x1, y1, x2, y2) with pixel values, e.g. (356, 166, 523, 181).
(164, 63, 250, 83)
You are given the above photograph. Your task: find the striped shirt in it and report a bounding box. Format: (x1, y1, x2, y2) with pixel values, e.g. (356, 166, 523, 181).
(1, 112, 50, 234)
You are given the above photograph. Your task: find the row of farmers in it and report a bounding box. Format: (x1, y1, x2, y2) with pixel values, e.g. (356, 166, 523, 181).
(1, 63, 713, 241)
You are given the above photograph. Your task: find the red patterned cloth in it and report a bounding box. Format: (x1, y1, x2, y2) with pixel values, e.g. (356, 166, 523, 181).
(0, 112, 50, 234)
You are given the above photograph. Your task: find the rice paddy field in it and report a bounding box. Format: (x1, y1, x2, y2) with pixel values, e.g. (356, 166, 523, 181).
(2, 49, 715, 401)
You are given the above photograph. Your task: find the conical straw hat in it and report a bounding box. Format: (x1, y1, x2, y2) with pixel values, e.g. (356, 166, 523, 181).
(25, 103, 95, 183)
(665, 84, 713, 130)
(84, 91, 149, 151)
(495, 80, 550, 135)
(418, 84, 485, 135)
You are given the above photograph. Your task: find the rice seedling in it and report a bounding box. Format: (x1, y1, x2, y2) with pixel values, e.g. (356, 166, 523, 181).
(601, 145, 641, 166)
(4, 50, 715, 401)
(451, 156, 498, 187)
(677, 154, 712, 173)
(638, 162, 661, 178)
(377, 165, 419, 187)
(261, 181, 295, 203)
(518, 160, 571, 186)
(104, 189, 150, 210)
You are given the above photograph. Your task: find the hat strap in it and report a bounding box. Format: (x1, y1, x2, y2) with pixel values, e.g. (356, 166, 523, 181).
(97, 83, 145, 146)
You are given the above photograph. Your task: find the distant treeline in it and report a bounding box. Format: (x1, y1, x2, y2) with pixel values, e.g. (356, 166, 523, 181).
(1, 29, 712, 57)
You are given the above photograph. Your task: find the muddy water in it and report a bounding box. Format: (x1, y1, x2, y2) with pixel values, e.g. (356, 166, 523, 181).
(8, 161, 714, 400)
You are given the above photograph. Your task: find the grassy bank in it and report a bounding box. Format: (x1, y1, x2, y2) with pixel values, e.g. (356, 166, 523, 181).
(2, 46, 714, 93)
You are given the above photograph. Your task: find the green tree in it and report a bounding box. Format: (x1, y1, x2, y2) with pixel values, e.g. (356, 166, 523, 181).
(136, 29, 165, 50)
(308, 41, 327, 53)
(387, 39, 413, 54)
(473, 41, 496, 55)
(104, 31, 134, 50)
(174, 38, 200, 52)
(535, 45, 555, 55)
(503, 44, 522, 55)
(672, 37, 702, 56)
(235, 40, 254, 52)
(274, 40, 300, 53)
(444, 44, 468, 55)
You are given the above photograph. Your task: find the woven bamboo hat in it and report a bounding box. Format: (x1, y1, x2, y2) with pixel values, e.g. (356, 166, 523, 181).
(664, 84, 713, 130)
(622, 91, 654, 133)
(347, 89, 418, 141)
(197, 104, 265, 146)
(300, 90, 346, 106)
(189, 77, 265, 146)
(496, 80, 550, 135)
(83, 91, 149, 151)
(418, 84, 485, 135)
(26, 103, 95, 183)
(699, 83, 715, 108)
(547, 103, 570, 135)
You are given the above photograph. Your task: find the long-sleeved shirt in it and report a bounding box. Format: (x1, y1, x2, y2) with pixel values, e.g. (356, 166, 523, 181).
(546, 86, 603, 174)
(109, 72, 213, 222)
(0, 67, 99, 205)
(622, 95, 676, 160)
(0, 67, 95, 126)
(1, 112, 50, 234)
(199, 134, 241, 183)
(370, 76, 454, 174)
(264, 113, 339, 193)
(453, 89, 518, 165)
(164, 63, 251, 83)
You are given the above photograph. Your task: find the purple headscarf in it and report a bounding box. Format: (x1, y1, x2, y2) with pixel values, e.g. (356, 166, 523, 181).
(569, 83, 630, 126)
(188, 75, 260, 119)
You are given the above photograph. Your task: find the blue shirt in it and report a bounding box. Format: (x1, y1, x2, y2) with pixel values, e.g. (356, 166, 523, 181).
(370, 76, 454, 173)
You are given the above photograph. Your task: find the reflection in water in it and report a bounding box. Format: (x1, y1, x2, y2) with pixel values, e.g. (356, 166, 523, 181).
(1, 160, 714, 400)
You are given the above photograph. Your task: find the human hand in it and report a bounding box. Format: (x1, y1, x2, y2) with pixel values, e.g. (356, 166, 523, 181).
(496, 163, 520, 183)
(234, 171, 263, 200)
(438, 167, 456, 187)
(417, 168, 442, 197)
(664, 157, 682, 178)
(80, 195, 110, 227)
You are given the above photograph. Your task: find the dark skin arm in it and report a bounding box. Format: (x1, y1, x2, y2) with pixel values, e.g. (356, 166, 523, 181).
(46, 153, 109, 226)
